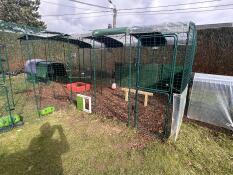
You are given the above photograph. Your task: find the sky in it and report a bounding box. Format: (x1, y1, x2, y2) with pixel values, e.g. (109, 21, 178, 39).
(38, 0, 233, 34)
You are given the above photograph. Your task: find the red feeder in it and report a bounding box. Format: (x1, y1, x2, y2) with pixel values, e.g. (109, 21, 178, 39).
(66, 82, 91, 93)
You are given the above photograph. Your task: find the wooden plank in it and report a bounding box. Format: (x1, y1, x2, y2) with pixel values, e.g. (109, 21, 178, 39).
(138, 90, 153, 96)
(121, 88, 153, 96)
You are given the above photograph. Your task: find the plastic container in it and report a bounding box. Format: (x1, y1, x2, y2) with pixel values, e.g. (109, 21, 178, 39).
(67, 82, 91, 93)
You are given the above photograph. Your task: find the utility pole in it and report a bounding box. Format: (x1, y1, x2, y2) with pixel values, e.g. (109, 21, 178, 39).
(108, 0, 117, 28)
(112, 5, 117, 28)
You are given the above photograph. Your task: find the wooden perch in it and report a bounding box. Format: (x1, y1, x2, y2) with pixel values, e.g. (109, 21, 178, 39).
(121, 88, 153, 107)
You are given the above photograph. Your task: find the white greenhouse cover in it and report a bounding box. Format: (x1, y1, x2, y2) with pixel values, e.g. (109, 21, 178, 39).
(187, 73, 233, 131)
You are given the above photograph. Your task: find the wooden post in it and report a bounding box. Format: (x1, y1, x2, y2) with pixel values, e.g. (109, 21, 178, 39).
(125, 90, 129, 101)
(144, 94, 148, 107)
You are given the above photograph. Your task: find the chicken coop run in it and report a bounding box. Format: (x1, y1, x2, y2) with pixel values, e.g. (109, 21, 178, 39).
(0, 20, 197, 139)
(77, 22, 197, 139)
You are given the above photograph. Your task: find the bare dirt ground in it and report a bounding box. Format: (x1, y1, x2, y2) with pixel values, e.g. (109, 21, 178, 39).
(27, 82, 70, 110)
(90, 87, 167, 135)
(27, 82, 168, 135)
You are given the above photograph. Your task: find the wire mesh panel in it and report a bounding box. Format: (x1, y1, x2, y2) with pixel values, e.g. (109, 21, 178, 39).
(90, 33, 132, 122)
(66, 38, 93, 114)
(129, 23, 196, 138)
(0, 44, 17, 130)
(85, 22, 197, 139)
(130, 34, 176, 138)
(134, 34, 178, 93)
(180, 23, 197, 91)
(0, 20, 91, 118)
(20, 35, 79, 116)
(131, 22, 197, 94)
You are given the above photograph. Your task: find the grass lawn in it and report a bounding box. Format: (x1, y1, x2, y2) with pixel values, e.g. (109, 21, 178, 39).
(0, 75, 232, 175)
(0, 105, 232, 175)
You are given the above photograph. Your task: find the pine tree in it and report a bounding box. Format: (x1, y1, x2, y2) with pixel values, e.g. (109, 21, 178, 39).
(0, 0, 46, 29)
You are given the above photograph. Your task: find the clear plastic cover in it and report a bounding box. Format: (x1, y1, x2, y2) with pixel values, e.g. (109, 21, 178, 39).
(171, 85, 188, 141)
(187, 73, 233, 131)
(130, 22, 190, 34)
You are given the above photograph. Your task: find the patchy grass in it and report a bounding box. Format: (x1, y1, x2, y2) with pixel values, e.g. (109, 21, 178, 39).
(0, 105, 232, 175)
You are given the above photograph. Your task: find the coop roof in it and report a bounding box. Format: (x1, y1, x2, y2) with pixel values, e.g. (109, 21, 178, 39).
(92, 27, 129, 36)
(70, 34, 103, 48)
(76, 27, 128, 48)
(50, 36, 92, 48)
(86, 35, 124, 48)
(18, 32, 63, 40)
(19, 32, 92, 48)
(82, 33, 166, 47)
(131, 32, 167, 46)
(81, 23, 190, 47)
(0, 20, 42, 34)
(130, 22, 192, 34)
(74, 22, 195, 48)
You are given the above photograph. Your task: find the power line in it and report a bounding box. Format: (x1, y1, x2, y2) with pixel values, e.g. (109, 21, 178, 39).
(41, 3, 233, 18)
(42, 10, 112, 17)
(68, 0, 111, 9)
(118, 0, 223, 11)
(43, 7, 233, 21)
(118, 7, 233, 16)
(118, 3, 233, 14)
(43, 14, 111, 21)
(41, 0, 91, 10)
(41, 0, 223, 13)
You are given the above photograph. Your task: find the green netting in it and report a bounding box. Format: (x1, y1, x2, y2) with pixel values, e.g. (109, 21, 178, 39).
(116, 63, 183, 91)
(36, 63, 48, 79)
(0, 45, 15, 123)
(180, 22, 197, 91)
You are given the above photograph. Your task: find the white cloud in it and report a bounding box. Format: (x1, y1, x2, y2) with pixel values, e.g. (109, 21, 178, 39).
(39, 0, 233, 34)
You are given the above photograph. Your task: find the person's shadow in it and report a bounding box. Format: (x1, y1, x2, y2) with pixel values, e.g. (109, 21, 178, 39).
(0, 123, 70, 175)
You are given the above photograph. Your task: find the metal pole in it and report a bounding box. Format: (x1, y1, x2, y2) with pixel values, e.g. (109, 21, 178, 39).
(134, 39, 142, 128)
(113, 7, 117, 28)
(108, 0, 117, 28)
(127, 35, 132, 126)
(93, 41, 97, 106)
(100, 43, 103, 95)
(5, 46, 15, 107)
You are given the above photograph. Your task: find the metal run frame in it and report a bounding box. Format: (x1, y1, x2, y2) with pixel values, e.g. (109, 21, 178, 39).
(0, 20, 197, 139)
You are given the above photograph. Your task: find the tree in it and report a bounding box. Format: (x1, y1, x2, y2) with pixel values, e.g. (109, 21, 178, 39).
(0, 0, 46, 29)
